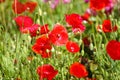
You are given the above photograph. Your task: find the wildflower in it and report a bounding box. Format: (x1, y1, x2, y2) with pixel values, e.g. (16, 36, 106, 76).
(19, 24, 39, 37)
(106, 40, 120, 60)
(102, 20, 117, 33)
(49, 24, 68, 46)
(14, 16, 39, 37)
(14, 16, 33, 27)
(12, 0, 26, 14)
(37, 64, 58, 80)
(90, 0, 112, 10)
(12, 0, 37, 14)
(65, 13, 86, 33)
(70, 62, 88, 78)
(50, 0, 59, 9)
(63, 0, 71, 4)
(32, 35, 52, 58)
(72, 24, 86, 34)
(25, 1, 37, 13)
(66, 13, 82, 27)
(42, 0, 59, 9)
(66, 41, 80, 53)
(40, 24, 49, 35)
(43, 0, 71, 9)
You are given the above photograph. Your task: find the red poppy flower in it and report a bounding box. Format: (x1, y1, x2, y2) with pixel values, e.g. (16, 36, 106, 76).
(66, 41, 80, 53)
(0, 0, 5, 3)
(102, 20, 117, 33)
(28, 24, 39, 37)
(65, 13, 83, 27)
(106, 40, 120, 60)
(69, 62, 88, 78)
(25, 1, 37, 13)
(12, 0, 26, 14)
(90, 0, 111, 10)
(14, 15, 33, 27)
(65, 13, 86, 33)
(12, 0, 37, 14)
(37, 64, 58, 80)
(72, 24, 86, 33)
(40, 24, 49, 35)
(14, 16, 39, 37)
(32, 35, 52, 58)
(19, 24, 39, 37)
(49, 24, 68, 46)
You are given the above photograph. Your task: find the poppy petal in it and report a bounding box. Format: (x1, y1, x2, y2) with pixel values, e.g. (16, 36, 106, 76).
(65, 13, 83, 27)
(49, 24, 68, 46)
(40, 24, 49, 35)
(25, 1, 37, 13)
(70, 62, 88, 78)
(12, 0, 26, 14)
(106, 40, 120, 60)
(66, 41, 80, 53)
(90, 0, 112, 10)
(32, 35, 52, 58)
(14, 16, 33, 28)
(37, 64, 58, 80)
